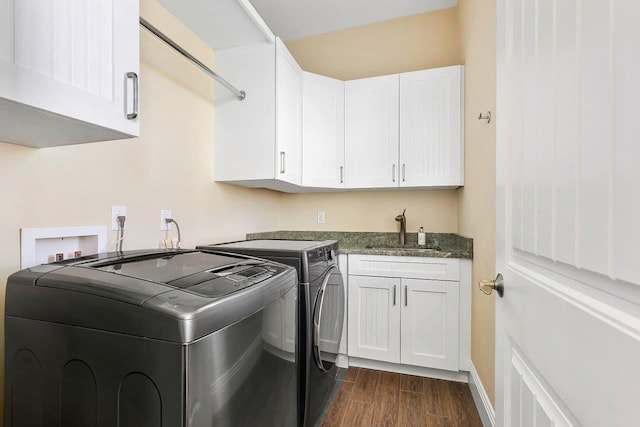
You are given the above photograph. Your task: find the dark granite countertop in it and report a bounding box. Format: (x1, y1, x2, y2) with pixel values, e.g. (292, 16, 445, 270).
(246, 231, 473, 259)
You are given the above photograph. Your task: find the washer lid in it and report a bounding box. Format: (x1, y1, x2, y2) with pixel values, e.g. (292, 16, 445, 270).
(34, 266, 173, 305)
(88, 251, 258, 285)
(33, 250, 266, 305)
(6, 250, 298, 343)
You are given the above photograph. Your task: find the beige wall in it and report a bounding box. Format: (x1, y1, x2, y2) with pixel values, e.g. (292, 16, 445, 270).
(279, 190, 459, 232)
(286, 8, 461, 81)
(457, 0, 497, 405)
(281, 9, 462, 233)
(0, 0, 281, 414)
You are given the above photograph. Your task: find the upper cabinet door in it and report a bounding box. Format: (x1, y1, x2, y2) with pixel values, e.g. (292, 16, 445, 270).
(344, 74, 400, 189)
(302, 71, 345, 188)
(0, 0, 140, 147)
(276, 38, 302, 186)
(399, 66, 463, 187)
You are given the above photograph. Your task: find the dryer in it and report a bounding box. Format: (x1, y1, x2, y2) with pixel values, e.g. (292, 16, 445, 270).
(199, 240, 346, 427)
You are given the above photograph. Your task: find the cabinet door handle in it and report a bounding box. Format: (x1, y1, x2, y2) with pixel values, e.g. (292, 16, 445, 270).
(280, 151, 286, 174)
(405, 285, 408, 306)
(340, 166, 344, 184)
(126, 72, 138, 120)
(393, 284, 397, 305)
(392, 164, 396, 182)
(402, 163, 406, 182)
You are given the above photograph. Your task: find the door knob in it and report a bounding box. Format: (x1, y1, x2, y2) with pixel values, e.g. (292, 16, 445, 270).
(479, 273, 504, 297)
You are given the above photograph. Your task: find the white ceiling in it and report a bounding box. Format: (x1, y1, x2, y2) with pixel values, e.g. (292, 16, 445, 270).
(248, 0, 458, 41)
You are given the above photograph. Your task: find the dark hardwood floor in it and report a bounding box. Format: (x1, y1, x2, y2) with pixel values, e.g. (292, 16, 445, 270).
(322, 367, 483, 427)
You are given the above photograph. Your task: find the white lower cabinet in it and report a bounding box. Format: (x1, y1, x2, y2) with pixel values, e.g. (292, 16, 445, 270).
(400, 278, 459, 371)
(347, 255, 470, 372)
(348, 275, 401, 363)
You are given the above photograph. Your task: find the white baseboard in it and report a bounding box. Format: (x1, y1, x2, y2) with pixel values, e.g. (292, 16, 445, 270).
(348, 357, 469, 383)
(468, 361, 495, 427)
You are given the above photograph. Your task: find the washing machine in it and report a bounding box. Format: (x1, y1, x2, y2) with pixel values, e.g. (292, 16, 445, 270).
(5, 249, 298, 427)
(199, 240, 346, 427)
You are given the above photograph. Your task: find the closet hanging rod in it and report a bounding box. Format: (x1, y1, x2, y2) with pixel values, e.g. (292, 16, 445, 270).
(139, 17, 246, 101)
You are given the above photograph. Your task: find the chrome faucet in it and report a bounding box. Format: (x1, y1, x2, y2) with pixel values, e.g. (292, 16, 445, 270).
(395, 209, 406, 246)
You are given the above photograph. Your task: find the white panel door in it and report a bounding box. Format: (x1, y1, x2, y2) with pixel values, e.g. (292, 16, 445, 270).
(348, 275, 400, 363)
(399, 66, 463, 187)
(400, 278, 459, 371)
(344, 74, 400, 188)
(496, 0, 640, 425)
(276, 37, 302, 185)
(0, 0, 139, 145)
(302, 71, 345, 188)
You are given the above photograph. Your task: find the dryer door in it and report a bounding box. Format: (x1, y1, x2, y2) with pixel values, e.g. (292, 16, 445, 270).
(312, 266, 345, 372)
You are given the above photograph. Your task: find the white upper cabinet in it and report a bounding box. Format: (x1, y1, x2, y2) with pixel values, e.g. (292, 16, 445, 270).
(344, 66, 463, 190)
(214, 42, 276, 184)
(399, 66, 463, 187)
(0, 0, 140, 148)
(302, 72, 345, 189)
(344, 74, 400, 189)
(276, 38, 303, 186)
(214, 37, 303, 191)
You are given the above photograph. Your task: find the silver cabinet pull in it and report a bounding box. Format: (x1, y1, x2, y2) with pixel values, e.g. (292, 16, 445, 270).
(126, 72, 138, 120)
(402, 163, 406, 182)
(280, 151, 286, 174)
(340, 166, 344, 184)
(393, 284, 397, 305)
(405, 285, 408, 306)
(392, 164, 396, 182)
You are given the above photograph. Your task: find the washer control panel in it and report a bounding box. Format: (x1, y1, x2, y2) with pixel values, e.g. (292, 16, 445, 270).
(227, 266, 278, 285)
(186, 263, 288, 298)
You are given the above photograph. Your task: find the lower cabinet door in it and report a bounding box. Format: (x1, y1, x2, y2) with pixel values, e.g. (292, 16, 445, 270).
(400, 278, 460, 371)
(348, 275, 400, 363)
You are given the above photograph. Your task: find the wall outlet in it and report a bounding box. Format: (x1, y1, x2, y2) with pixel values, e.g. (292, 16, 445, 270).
(317, 211, 325, 224)
(160, 209, 172, 231)
(111, 206, 127, 230)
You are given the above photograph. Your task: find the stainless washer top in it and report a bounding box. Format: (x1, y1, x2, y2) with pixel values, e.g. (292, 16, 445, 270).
(5, 249, 296, 344)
